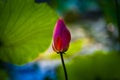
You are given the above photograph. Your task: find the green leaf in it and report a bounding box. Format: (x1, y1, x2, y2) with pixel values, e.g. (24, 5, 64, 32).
(57, 51, 120, 80)
(0, 0, 58, 65)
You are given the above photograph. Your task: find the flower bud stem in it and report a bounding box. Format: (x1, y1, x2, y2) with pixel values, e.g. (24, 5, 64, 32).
(59, 52, 68, 80)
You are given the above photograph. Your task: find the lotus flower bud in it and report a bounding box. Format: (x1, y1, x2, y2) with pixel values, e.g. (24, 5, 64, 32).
(52, 18, 71, 53)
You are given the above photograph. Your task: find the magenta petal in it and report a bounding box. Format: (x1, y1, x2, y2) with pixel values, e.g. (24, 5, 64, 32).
(52, 18, 71, 53)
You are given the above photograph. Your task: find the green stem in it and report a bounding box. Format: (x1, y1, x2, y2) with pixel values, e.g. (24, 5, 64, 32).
(59, 52, 68, 80)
